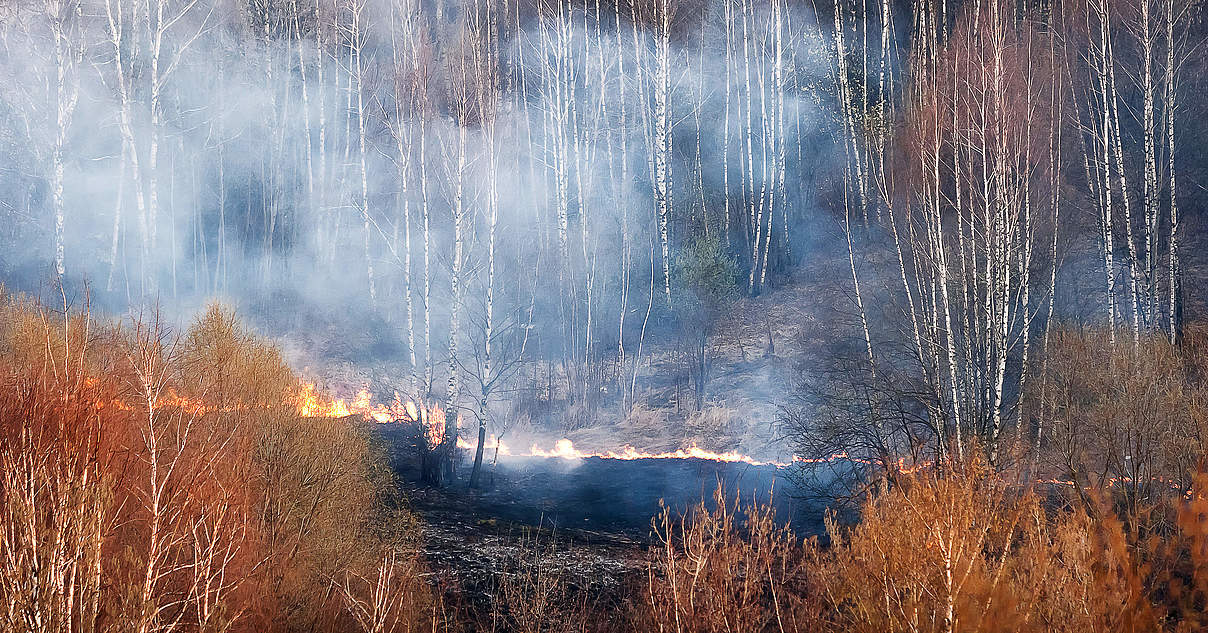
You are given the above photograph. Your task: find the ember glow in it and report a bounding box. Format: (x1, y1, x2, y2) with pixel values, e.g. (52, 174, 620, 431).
(292, 385, 928, 470)
(93, 388, 222, 417)
(420, 404, 446, 450)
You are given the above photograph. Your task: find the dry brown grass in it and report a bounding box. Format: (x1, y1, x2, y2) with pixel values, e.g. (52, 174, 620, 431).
(813, 455, 1161, 633)
(639, 488, 818, 633)
(0, 291, 439, 633)
(636, 453, 1208, 633)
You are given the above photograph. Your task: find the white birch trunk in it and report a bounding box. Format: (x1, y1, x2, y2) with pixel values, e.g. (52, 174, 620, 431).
(653, 0, 673, 306)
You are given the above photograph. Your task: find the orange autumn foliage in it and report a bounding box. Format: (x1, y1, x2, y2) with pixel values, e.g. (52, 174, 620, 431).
(0, 292, 440, 633)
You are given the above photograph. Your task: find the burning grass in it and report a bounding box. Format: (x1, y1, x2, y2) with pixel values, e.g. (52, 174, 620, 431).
(6, 290, 1208, 632)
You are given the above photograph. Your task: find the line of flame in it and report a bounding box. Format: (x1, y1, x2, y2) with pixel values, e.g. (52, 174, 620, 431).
(297, 383, 415, 423)
(97, 381, 1198, 494)
(296, 383, 452, 451)
(93, 388, 222, 417)
(295, 385, 797, 467)
(453, 437, 825, 468)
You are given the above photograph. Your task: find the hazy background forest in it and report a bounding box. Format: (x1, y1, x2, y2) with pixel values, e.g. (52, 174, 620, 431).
(4, 0, 1208, 630)
(0, 0, 861, 467)
(0, 0, 1206, 461)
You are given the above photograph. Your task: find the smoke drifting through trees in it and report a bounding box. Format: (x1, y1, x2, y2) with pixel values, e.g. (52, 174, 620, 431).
(0, 0, 832, 425)
(6, 1, 1208, 629)
(1, 0, 1206, 477)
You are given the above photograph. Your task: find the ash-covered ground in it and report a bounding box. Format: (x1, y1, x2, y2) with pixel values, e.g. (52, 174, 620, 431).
(443, 455, 815, 534)
(371, 423, 828, 614)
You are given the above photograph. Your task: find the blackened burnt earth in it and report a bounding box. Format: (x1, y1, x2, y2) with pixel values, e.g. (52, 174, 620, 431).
(456, 455, 821, 535)
(370, 423, 825, 621)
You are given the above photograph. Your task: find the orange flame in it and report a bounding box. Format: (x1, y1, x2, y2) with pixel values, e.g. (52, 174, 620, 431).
(159, 389, 213, 416)
(292, 385, 935, 471)
(92, 388, 223, 417)
(293, 382, 449, 450)
(295, 383, 415, 421)
(421, 403, 446, 450)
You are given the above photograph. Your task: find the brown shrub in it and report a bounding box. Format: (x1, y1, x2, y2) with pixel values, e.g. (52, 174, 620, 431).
(807, 455, 1208, 632)
(0, 355, 112, 631)
(639, 487, 819, 633)
(0, 293, 435, 633)
(1036, 328, 1208, 524)
(815, 456, 1040, 633)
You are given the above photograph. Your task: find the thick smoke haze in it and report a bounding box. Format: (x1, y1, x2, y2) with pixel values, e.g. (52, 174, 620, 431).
(0, 1, 834, 287)
(0, 0, 853, 460)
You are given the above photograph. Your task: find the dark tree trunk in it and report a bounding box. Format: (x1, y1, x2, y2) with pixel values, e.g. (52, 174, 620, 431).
(469, 404, 487, 489)
(421, 446, 444, 487)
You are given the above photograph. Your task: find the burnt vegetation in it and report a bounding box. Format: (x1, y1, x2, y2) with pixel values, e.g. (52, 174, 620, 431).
(8, 288, 1208, 632)
(5, 0, 1208, 630)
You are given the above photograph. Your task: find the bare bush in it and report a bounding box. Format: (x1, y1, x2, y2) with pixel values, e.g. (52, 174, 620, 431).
(1036, 327, 1208, 522)
(489, 531, 598, 633)
(0, 369, 110, 632)
(812, 453, 1161, 633)
(640, 487, 817, 633)
(337, 545, 441, 633)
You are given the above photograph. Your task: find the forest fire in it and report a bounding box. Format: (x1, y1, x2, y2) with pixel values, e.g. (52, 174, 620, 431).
(522, 439, 793, 466)
(295, 382, 447, 448)
(456, 435, 878, 469)
(93, 388, 226, 417)
(419, 403, 446, 450)
(3, 0, 1206, 624)
(97, 379, 927, 473)
(295, 382, 412, 422)
(455, 434, 510, 455)
(295, 382, 352, 417)
(293, 385, 924, 469)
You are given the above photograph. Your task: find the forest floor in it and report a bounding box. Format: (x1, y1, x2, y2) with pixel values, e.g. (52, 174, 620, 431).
(387, 444, 825, 620)
(403, 477, 645, 618)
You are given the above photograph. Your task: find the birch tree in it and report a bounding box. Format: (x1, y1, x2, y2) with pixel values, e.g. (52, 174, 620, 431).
(46, 0, 81, 279)
(651, 0, 674, 306)
(1068, 0, 1196, 344)
(826, 0, 1063, 464)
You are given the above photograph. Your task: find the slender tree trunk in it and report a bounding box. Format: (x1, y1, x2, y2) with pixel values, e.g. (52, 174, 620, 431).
(1165, 0, 1181, 343)
(722, 0, 733, 247)
(352, 3, 375, 306)
(1101, 0, 1140, 342)
(471, 0, 498, 490)
(653, 0, 673, 306)
(391, 6, 418, 391)
(50, 1, 78, 279)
